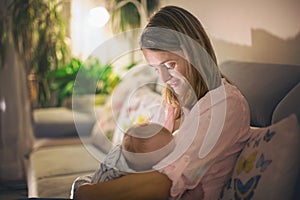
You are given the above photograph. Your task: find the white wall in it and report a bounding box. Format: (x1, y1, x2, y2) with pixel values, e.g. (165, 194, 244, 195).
(71, 0, 112, 60)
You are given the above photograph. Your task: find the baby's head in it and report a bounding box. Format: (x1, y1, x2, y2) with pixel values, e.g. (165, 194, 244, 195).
(122, 123, 175, 171)
(123, 123, 173, 153)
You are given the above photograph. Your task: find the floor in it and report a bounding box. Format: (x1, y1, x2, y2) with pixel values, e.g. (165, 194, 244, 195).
(0, 181, 28, 200)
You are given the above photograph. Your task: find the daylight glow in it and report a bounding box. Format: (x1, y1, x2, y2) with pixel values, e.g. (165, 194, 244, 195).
(88, 7, 110, 28)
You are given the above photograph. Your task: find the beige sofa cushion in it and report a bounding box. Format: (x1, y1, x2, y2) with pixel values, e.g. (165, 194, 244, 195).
(36, 172, 90, 198)
(28, 144, 107, 197)
(29, 144, 105, 179)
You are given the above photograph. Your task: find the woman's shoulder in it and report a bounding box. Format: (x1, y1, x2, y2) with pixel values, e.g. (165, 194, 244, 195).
(222, 78, 249, 110)
(183, 76, 248, 116)
(194, 78, 248, 112)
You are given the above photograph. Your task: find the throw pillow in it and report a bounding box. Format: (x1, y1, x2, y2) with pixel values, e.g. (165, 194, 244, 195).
(220, 114, 300, 200)
(95, 64, 158, 143)
(112, 86, 163, 145)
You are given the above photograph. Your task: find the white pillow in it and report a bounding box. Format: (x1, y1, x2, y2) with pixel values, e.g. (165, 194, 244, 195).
(112, 86, 163, 145)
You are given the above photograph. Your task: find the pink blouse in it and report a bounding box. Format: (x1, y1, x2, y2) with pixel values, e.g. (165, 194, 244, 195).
(153, 79, 251, 199)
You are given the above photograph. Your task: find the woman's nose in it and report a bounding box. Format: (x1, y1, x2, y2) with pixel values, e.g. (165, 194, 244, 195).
(158, 67, 171, 83)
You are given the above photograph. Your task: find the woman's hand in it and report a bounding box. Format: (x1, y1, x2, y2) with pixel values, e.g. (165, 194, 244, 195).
(74, 171, 172, 200)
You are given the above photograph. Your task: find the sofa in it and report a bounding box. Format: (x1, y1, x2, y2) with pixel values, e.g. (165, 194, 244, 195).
(26, 60, 300, 199)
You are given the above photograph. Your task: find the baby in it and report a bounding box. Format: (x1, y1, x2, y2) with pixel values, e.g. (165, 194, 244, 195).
(71, 123, 174, 197)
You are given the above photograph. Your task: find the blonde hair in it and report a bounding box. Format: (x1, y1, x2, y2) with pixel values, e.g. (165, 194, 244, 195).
(140, 6, 219, 118)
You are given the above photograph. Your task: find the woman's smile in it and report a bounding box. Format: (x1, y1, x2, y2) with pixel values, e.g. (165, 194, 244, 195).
(167, 78, 185, 95)
(167, 79, 179, 89)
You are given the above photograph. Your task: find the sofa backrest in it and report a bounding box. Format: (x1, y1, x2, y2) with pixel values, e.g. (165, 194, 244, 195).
(220, 60, 300, 127)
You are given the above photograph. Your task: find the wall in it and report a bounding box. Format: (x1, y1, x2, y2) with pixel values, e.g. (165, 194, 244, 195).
(70, 0, 300, 66)
(71, 0, 113, 60)
(162, 0, 300, 65)
(70, 0, 147, 72)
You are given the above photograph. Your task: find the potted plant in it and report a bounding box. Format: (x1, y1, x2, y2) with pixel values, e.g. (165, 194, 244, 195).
(109, 0, 160, 33)
(108, 0, 159, 64)
(47, 57, 121, 108)
(2, 0, 70, 107)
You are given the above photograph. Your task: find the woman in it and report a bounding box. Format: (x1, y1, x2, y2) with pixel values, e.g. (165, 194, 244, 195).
(74, 5, 251, 200)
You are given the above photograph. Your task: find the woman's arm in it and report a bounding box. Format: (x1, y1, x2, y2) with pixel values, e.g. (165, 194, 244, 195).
(74, 170, 172, 200)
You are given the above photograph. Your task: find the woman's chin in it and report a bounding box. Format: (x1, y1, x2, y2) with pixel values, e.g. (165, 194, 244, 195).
(173, 88, 182, 96)
(173, 85, 186, 96)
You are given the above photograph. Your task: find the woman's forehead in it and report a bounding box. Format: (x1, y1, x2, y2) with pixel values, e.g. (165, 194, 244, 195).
(142, 49, 184, 65)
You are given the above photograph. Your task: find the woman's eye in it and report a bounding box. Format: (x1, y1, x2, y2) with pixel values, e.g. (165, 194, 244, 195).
(164, 62, 176, 69)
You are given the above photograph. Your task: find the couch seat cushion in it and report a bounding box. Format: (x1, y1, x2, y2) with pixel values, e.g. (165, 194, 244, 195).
(35, 172, 91, 198)
(29, 144, 105, 179)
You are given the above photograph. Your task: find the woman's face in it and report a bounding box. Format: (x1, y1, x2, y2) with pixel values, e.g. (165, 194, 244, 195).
(142, 49, 190, 96)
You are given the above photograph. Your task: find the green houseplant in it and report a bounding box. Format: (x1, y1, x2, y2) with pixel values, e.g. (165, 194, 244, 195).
(109, 0, 159, 33)
(3, 0, 70, 107)
(109, 0, 159, 65)
(47, 57, 121, 107)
